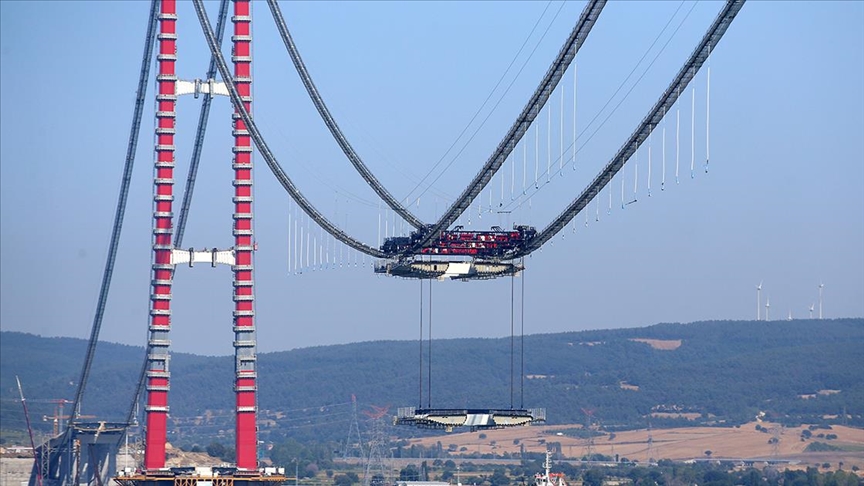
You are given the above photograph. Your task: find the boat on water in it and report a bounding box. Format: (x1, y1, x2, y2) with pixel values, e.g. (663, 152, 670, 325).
(534, 450, 567, 486)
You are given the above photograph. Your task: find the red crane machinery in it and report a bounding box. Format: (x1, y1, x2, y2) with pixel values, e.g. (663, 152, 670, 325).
(16, 377, 43, 486)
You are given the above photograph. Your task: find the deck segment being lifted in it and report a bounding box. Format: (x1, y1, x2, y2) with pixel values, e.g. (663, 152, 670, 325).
(374, 259, 523, 281)
(375, 225, 533, 280)
(394, 407, 546, 432)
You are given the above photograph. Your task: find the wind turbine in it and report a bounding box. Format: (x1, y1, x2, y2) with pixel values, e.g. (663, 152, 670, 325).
(819, 283, 824, 319)
(765, 297, 770, 321)
(756, 281, 763, 321)
(809, 303, 814, 319)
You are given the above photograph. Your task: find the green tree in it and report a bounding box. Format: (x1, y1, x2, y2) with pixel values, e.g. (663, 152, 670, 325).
(401, 465, 421, 481)
(334, 474, 356, 486)
(583, 469, 605, 486)
(206, 442, 226, 459)
(489, 469, 510, 486)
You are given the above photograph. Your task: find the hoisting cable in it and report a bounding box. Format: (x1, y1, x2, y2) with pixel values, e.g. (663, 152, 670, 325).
(264, 0, 424, 230)
(427, 280, 433, 408)
(124, 0, 230, 431)
(418, 279, 424, 409)
(510, 274, 515, 409)
(520, 262, 526, 408)
(71, 0, 160, 424)
(176, 0, 232, 246)
(513, 0, 746, 257)
(413, 0, 607, 251)
(191, 0, 387, 258)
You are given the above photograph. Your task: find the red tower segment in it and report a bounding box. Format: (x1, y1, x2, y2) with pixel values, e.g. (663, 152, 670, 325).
(144, 0, 177, 471)
(232, 0, 258, 470)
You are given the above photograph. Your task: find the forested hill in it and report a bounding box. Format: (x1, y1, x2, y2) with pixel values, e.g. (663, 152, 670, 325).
(1, 319, 862, 443)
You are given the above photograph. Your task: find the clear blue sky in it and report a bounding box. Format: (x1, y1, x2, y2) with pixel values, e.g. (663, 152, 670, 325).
(1, 1, 862, 356)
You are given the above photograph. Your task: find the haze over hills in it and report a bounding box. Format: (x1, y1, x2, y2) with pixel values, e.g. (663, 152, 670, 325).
(1, 319, 861, 446)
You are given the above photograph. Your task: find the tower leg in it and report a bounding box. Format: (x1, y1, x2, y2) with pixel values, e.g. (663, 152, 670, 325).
(232, 0, 258, 470)
(144, 0, 177, 471)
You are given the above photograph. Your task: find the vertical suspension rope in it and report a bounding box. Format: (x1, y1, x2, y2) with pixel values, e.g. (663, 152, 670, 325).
(608, 182, 612, 214)
(534, 123, 539, 189)
(676, 86, 681, 184)
(522, 140, 527, 195)
(500, 154, 505, 207)
(573, 57, 578, 171)
(559, 82, 564, 175)
(488, 178, 492, 214)
(621, 168, 625, 209)
(662, 107, 666, 191)
(647, 131, 652, 197)
(633, 148, 639, 201)
(511, 142, 516, 200)
(546, 105, 551, 183)
(706, 44, 711, 173)
(288, 203, 292, 274)
(690, 75, 696, 179)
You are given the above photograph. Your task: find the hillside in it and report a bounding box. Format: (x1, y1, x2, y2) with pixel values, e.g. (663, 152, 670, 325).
(1, 319, 862, 446)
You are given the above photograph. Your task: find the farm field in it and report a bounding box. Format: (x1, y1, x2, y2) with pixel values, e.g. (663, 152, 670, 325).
(408, 422, 864, 470)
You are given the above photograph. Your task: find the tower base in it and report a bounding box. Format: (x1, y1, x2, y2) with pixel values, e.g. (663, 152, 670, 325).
(114, 467, 287, 486)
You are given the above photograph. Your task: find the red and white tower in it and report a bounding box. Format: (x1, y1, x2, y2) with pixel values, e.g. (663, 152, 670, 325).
(144, 0, 177, 471)
(231, 0, 258, 471)
(142, 0, 259, 472)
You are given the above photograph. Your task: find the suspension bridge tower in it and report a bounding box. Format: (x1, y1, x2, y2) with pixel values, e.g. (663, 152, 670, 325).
(114, 1, 283, 485)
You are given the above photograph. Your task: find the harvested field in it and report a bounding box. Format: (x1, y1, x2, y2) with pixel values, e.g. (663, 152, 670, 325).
(629, 338, 682, 350)
(410, 422, 864, 471)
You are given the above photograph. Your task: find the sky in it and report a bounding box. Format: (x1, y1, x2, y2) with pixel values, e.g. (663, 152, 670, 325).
(1, 1, 862, 357)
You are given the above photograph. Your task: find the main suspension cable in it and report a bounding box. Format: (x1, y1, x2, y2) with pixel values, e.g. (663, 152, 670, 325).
(265, 0, 425, 230)
(73, 0, 160, 423)
(192, 0, 386, 257)
(125, 0, 230, 431)
(516, 0, 746, 256)
(413, 0, 607, 251)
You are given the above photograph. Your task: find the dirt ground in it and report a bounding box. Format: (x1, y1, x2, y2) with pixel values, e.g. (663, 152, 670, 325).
(3, 423, 861, 486)
(409, 421, 864, 471)
(0, 458, 32, 486)
(0, 445, 210, 486)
